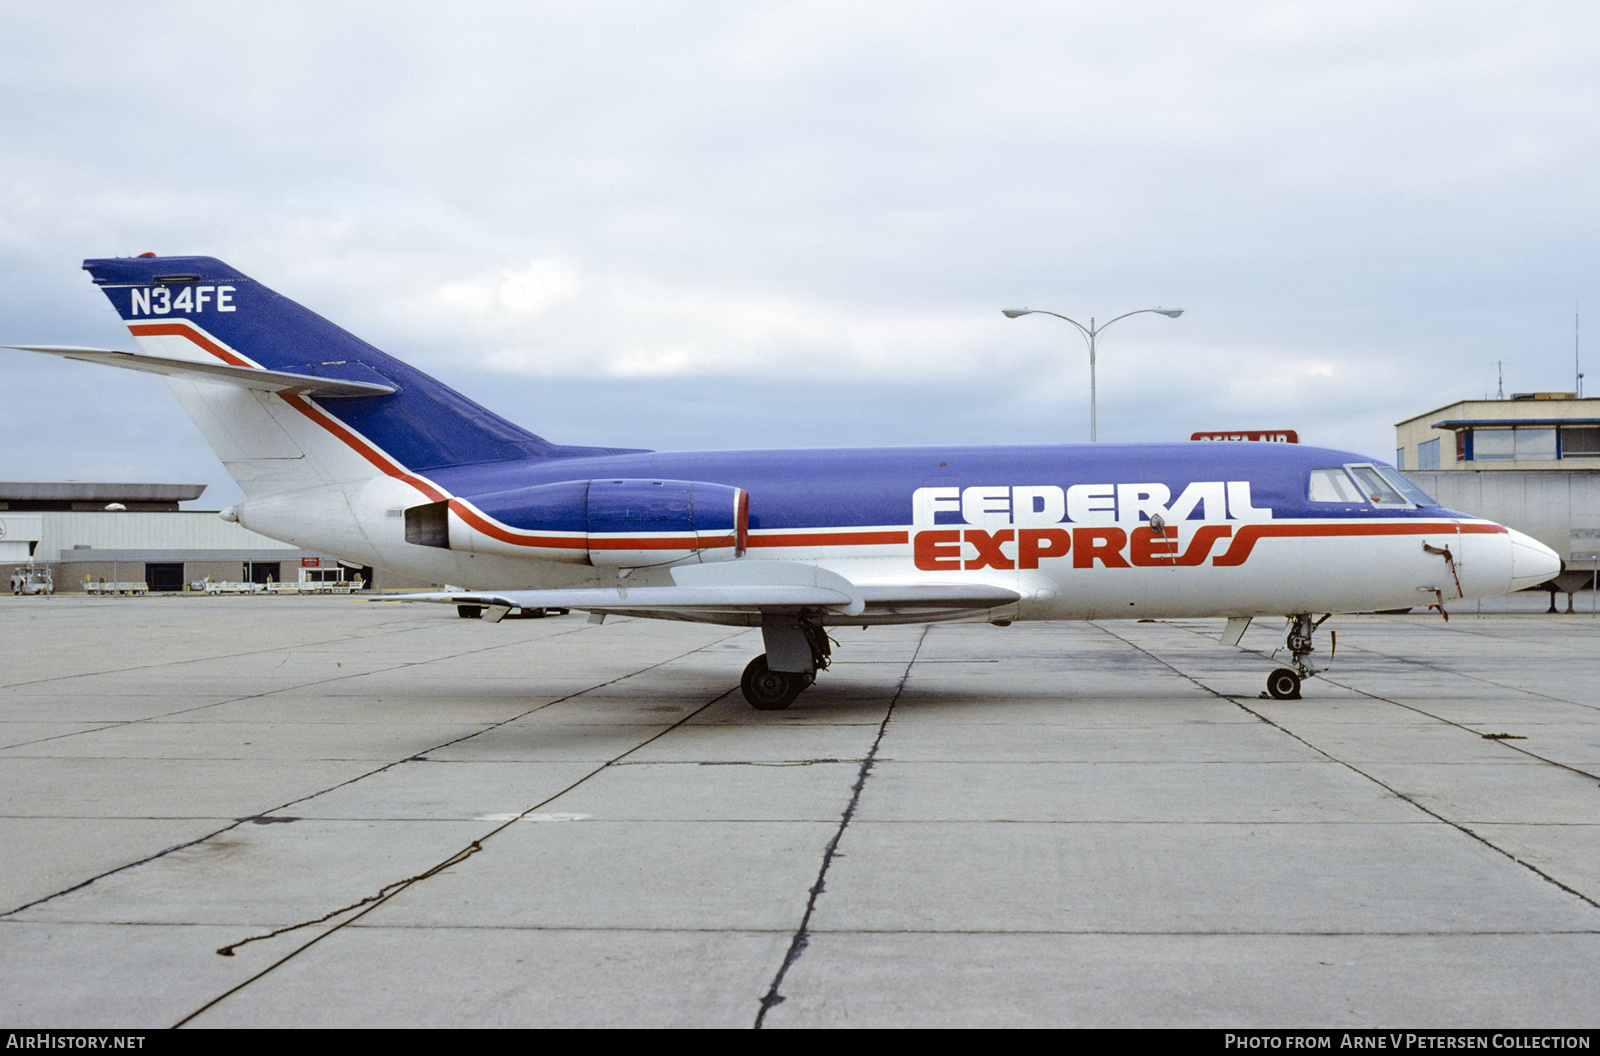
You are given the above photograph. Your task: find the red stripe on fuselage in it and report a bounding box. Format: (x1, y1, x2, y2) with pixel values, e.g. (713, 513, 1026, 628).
(1211, 519, 1505, 567)
(450, 499, 741, 551)
(448, 520, 1487, 558)
(590, 536, 736, 551)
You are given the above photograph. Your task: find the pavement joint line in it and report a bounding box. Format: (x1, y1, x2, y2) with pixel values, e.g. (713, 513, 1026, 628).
(0, 616, 425, 691)
(1308, 640, 1600, 717)
(1167, 620, 1600, 777)
(0, 627, 748, 921)
(1313, 675, 1600, 784)
(689, 759, 847, 767)
(0, 611, 598, 742)
(170, 632, 744, 1029)
(0, 721, 131, 753)
(173, 923, 1600, 936)
(8, 814, 1554, 826)
(1193, 613, 1600, 716)
(753, 626, 929, 1029)
(1228, 694, 1600, 918)
(0, 600, 599, 693)
(0, 618, 732, 756)
(1101, 621, 1600, 919)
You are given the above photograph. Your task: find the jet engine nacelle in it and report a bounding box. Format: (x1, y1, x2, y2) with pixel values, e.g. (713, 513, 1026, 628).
(407, 478, 749, 567)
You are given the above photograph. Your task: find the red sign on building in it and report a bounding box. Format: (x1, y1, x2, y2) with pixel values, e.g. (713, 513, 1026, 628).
(1190, 430, 1299, 444)
(301, 557, 320, 567)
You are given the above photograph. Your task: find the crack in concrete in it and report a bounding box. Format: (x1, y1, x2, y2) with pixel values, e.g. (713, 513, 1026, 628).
(753, 626, 928, 1029)
(170, 631, 746, 1028)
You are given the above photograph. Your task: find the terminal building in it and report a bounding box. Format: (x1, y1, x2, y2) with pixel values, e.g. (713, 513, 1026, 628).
(1395, 394, 1600, 600)
(1, 482, 431, 593)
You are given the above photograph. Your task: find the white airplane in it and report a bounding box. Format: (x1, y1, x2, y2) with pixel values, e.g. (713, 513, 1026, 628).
(10, 255, 1562, 707)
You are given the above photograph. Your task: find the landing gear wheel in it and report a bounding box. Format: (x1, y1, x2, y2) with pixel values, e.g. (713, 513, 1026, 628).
(1266, 667, 1302, 700)
(456, 605, 483, 619)
(741, 654, 804, 710)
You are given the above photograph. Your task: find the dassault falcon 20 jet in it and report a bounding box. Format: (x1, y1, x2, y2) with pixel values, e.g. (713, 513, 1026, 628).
(9, 255, 1561, 707)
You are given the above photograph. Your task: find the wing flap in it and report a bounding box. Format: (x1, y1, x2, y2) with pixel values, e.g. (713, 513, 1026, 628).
(6, 345, 396, 398)
(858, 584, 1022, 610)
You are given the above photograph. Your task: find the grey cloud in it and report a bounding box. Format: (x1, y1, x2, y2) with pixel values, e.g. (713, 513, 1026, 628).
(4, 1, 1598, 503)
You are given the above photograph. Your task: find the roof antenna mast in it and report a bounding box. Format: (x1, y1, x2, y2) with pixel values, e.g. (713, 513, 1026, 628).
(1577, 305, 1583, 399)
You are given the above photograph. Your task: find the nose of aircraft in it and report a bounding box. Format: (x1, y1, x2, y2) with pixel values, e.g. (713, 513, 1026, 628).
(1506, 528, 1562, 591)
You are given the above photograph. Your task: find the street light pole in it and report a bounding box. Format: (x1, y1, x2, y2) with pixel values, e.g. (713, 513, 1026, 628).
(1002, 306, 1183, 442)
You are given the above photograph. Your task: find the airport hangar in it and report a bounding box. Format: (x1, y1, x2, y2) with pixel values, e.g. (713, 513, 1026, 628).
(0, 482, 430, 594)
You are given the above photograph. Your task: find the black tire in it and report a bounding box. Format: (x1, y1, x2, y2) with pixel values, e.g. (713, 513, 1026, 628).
(457, 605, 484, 619)
(741, 654, 804, 710)
(1267, 667, 1302, 700)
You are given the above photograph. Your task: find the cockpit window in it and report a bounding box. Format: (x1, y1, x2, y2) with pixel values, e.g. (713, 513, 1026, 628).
(1376, 465, 1437, 506)
(1308, 465, 1433, 508)
(1308, 468, 1364, 503)
(1346, 464, 1410, 507)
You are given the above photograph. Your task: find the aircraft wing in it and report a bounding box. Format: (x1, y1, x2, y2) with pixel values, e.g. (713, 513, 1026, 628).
(387, 585, 860, 622)
(6, 345, 396, 398)
(382, 559, 1022, 623)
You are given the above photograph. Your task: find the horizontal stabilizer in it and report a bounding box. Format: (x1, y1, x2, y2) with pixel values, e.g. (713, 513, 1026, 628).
(6, 345, 396, 398)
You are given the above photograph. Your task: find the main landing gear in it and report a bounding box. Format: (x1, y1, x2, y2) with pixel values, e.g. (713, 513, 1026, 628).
(1265, 613, 1334, 700)
(740, 614, 832, 710)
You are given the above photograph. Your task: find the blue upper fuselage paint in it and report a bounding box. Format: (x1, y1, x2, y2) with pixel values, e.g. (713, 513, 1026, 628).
(430, 442, 1473, 532)
(83, 255, 1472, 533)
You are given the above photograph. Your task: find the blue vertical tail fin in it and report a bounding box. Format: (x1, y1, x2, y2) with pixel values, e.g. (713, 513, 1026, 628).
(83, 254, 571, 475)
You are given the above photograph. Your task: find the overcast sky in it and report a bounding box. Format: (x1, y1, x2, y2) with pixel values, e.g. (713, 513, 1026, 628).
(4, 1, 1598, 509)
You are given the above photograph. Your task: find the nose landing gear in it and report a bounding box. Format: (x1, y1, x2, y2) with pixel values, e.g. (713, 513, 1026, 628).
(1266, 666, 1302, 700)
(1266, 613, 1333, 700)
